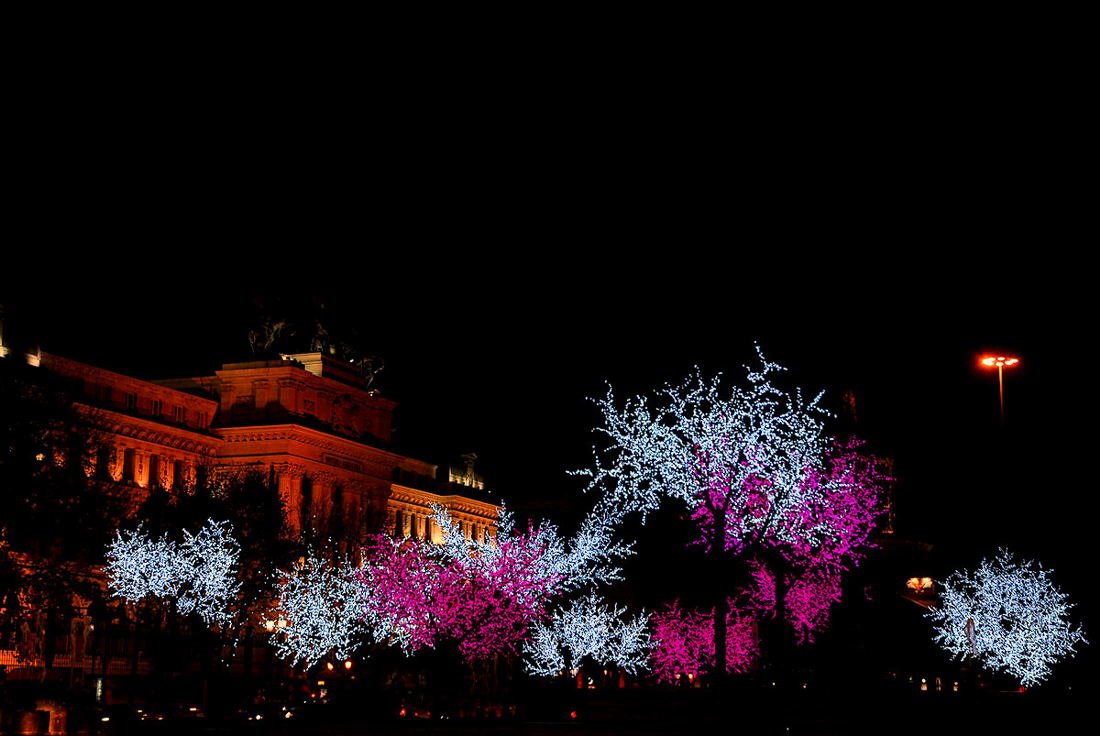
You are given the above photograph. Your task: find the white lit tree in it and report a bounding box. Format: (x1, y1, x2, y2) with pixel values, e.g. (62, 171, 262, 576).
(576, 347, 889, 678)
(104, 519, 241, 627)
(578, 349, 830, 527)
(523, 591, 651, 677)
(267, 553, 389, 669)
(928, 549, 1086, 687)
(104, 526, 183, 601)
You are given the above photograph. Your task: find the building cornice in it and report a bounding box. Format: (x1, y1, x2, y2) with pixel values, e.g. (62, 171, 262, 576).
(215, 423, 436, 475)
(76, 404, 219, 455)
(214, 362, 397, 411)
(389, 484, 500, 518)
(42, 352, 219, 413)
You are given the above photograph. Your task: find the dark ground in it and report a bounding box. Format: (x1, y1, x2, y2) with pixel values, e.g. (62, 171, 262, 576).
(76, 685, 1085, 736)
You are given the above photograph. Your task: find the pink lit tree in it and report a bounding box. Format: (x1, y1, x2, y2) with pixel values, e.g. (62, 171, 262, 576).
(745, 560, 843, 646)
(357, 505, 634, 663)
(650, 599, 758, 683)
(577, 347, 889, 679)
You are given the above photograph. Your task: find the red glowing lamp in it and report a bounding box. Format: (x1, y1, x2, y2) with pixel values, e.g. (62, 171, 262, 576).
(979, 354, 1020, 424)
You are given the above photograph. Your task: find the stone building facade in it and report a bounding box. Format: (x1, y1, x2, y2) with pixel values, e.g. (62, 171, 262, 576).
(37, 350, 499, 544)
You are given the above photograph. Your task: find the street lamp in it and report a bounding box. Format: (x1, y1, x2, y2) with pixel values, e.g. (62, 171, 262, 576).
(980, 355, 1020, 424)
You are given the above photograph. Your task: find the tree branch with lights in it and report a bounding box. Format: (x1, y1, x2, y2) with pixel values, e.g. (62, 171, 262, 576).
(357, 504, 640, 666)
(575, 347, 890, 680)
(928, 549, 1086, 687)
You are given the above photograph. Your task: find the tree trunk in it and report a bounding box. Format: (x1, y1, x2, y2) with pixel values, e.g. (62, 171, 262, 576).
(714, 591, 728, 683)
(712, 507, 727, 685)
(761, 551, 792, 685)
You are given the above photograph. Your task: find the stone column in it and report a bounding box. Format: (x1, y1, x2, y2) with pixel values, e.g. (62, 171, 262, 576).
(311, 470, 338, 536)
(135, 450, 149, 488)
(220, 383, 237, 415)
(274, 463, 306, 534)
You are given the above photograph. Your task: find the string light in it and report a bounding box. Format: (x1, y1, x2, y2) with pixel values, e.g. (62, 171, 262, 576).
(104, 519, 240, 627)
(928, 549, 1086, 686)
(268, 554, 388, 669)
(575, 346, 887, 571)
(574, 346, 888, 673)
(575, 346, 832, 527)
(524, 592, 650, 676)
(357, 504, 634, 663)
(649, 600, 758, 683)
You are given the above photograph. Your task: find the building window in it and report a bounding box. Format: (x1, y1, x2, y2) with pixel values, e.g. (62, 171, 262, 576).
(122, 449, 136, 483)
(173, 460, 185, 490)
(95, 445, 113, 480)
(172, 405, 187, 424)
(124, 392, 138, 411)
(149, 399, 162, 418)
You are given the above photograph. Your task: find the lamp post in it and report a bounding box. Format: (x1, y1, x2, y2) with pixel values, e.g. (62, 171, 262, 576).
(980, 355, 1020, 424)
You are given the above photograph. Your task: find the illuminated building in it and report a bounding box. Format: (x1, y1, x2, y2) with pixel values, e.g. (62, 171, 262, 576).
(34, 349, 500, 544)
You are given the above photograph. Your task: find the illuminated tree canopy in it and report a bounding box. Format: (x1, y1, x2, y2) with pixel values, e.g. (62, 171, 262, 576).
(102, 504, 642, 673)
(358, 505, 635, 662)
(649, 599, 759, 683)
(928, 549, 1086, 687)
(104, 519, 241, 627)
(524, 592, 651, 677)
(577, 348, 889, 676)
(578, 349, 829, 525)
(268, 554, 387, 669)
(578, 348, 886, 569)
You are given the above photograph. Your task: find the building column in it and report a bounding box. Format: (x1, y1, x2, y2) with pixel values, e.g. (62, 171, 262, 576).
(344, 479, 370, 546)
(311, 470, 339, 535)
(278, 378, 298, 413)
(274, 463, 306, 534)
